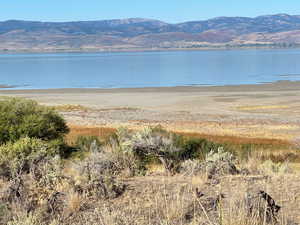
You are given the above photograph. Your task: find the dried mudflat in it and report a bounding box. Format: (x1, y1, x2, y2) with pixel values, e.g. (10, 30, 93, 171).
(1, 80, 300, 141)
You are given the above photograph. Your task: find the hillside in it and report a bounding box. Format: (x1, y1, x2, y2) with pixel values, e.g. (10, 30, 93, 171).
(2, 14, 300, 51)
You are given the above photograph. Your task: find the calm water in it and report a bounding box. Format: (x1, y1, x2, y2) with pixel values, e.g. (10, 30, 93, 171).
(1, 49, 300, 89)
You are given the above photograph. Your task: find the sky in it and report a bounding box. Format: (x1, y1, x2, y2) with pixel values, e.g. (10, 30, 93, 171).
(1, 0, 300, 23)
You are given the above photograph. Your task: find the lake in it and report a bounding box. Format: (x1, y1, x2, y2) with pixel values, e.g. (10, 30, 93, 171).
(1, 49, 300, 89)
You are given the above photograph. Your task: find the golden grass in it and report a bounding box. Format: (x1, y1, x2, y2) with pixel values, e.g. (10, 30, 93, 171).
(52, 104, 139, 112)
(176, 131, 292, 147)
(52, 104, 92, 112)
(65, 191, 84, 215)
(3, 122, 300, 224)
(157, 120, 298, 141)
(146, 163, 165, 174)
(66, 124, 300, 164)
(97, 107, 140, 111)
(66, 125, 116, 144)
(237, 105, 290, 111)
(179, 131, 300, 163)
(92, 174, 300, 225)
(67, 124, 292, 147)
(289, 162, 300, 171)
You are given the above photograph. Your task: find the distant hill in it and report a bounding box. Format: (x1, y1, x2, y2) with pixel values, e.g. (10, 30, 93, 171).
(2, 14, 300, 51)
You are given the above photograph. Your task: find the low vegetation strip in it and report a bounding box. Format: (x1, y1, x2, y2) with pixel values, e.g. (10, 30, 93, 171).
(67, 124, 300, 163)
(237, 105, 290, 111)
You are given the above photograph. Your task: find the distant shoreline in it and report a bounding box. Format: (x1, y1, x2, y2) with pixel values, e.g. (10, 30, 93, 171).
(0, 85, 17, 89)
(1, 80, 300, 93)
(1, 45, 300, 54)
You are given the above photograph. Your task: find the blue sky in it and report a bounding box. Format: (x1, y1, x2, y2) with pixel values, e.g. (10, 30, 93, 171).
(1, 0, 300, 23)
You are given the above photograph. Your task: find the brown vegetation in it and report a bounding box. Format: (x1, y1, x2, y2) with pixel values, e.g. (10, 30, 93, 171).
(67, 124, 300, 162)
(1, 125, 300, 224)
(1, 98, 300, 224)
(66, 125, 116, 144)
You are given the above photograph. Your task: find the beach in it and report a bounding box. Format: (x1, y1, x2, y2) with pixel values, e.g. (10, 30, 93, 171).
(1, 80, 300, 141)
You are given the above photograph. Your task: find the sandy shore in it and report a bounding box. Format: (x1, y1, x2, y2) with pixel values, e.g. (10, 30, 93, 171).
(0, 85, 16, 89)
(1, 80, 300, 141)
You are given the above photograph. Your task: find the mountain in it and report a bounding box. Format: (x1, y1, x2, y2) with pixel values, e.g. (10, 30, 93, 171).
(2, 14, 300, 51)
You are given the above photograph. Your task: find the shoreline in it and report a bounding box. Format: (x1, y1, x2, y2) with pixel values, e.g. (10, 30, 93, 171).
(0, 85, 17, 89)
(1, 46, 300, 55)
(1, 80, 300, 94)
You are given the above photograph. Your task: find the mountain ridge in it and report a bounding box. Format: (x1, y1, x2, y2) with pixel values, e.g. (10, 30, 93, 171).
(2, 14, 300, 51)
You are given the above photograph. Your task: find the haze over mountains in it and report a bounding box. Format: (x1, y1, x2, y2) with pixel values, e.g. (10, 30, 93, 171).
(2, 14, 300, 51)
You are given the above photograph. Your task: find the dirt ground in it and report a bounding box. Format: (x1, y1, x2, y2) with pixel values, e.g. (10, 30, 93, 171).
(1, 80, 300, 142)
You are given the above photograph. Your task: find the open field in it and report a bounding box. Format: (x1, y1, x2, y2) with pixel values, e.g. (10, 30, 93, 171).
(2, 81, 300, 165)
(1, 88, 300, 224)
(1, 81, 300, 142)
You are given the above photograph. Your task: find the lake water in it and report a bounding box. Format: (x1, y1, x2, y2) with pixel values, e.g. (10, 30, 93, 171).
(1, 49, 300, 89)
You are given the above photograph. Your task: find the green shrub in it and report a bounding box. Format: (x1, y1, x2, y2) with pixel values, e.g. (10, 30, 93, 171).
(0, 98, 69, 145)
(70, 149, 126, 199)
(179, 159, 203, 176)
(175, 137, 222, 161)
(0, 137, 61, 178)
(111, 127, 231, 174)
(204, 147, 239, 178)
(179, 148, 239, 177)
(112, 127, 182, 173)
(75, 135, 102, 152)
(205, 147, 236, 163)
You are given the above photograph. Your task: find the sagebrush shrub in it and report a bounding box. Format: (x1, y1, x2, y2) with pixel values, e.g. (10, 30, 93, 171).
(0, 137, 61, 178)
(204, 147, 239, 178)
(73, 150, 120, 178)
(75, 135, 102, 152)
(71, 153, 126, 199)
(112, 127, 229, 174)
(179, 159, 203, 176)
(0, 98, 69, 144)
(113, 127, 182, 173)
(205, 147, 235, 163)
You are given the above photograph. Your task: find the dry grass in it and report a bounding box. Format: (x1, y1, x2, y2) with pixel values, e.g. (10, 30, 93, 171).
(66, 125, 300, 164)
(51, 104, 93, 112)
(2, 95, 300, 224)
(52, 104, 139, 113)
(97, 107, 140, 111)
(56, 101, 300, 142)
(3, 124, 293, 224)
(237, 105, 290, 111)
(64, 190, 84, 215)
(66, 125, 116, 144)
(2, 134, 300, 224)
(73, 173, 300, 225)
(175, 131, 292, 147)
(67, 124, 293, 147)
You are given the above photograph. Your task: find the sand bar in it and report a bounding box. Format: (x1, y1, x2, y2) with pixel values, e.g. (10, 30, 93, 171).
(0, 84, 16, 89)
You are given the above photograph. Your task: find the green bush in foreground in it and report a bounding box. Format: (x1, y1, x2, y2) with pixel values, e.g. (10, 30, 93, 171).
(0, 98, 69, 145)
